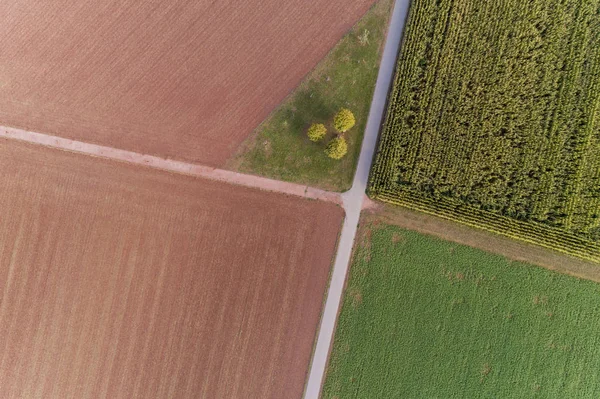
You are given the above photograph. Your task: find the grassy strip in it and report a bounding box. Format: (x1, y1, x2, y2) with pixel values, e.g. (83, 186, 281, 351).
(322, 224, 600, 398)
(228, 0, 394, 192)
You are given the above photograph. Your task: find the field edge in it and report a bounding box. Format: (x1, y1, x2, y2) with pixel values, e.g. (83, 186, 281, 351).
(364, 200, 600, 282)
(371, 190, 600, 264)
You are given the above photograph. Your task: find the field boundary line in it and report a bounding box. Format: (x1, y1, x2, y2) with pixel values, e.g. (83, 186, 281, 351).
(0, 125, 341, 205)
(370, 204, 600, 282)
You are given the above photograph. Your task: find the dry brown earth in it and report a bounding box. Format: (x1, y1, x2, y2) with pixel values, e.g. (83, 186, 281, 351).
(0, 139, 343, 399)
(0, 0, 375, 166)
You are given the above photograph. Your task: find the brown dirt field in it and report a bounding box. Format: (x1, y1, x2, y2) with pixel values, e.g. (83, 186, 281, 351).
(364, 202, 600, 283)
(0, 139, 344, 399)
(0, 0, 375, 167)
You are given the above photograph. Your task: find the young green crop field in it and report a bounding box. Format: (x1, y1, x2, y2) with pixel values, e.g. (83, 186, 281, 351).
(322, 224, 600, 398)
(369, 0, 600, 260)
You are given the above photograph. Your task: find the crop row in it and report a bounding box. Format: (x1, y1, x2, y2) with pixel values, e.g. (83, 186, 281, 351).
(370, 0, 600, 259)
(377, 189, 600, 262)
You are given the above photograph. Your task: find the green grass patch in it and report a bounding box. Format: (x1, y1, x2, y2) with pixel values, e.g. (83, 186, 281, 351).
(369, 0, 600, 259)
(228, 0, 394, 192)
(322, 224, 600, 398)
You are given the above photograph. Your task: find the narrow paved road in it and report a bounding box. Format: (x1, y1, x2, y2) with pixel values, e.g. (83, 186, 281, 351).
(303, 0, 410, 397)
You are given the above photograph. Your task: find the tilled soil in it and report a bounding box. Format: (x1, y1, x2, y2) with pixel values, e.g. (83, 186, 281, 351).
(0, 139, 344, 399)
(0, 0, 375, 166)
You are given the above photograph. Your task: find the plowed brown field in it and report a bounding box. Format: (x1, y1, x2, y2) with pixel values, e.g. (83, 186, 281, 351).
(0, 139, 343, 399)
(0, 0, 375, 166)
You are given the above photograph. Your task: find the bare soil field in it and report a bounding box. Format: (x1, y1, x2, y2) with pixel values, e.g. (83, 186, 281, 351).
(0, 139, 343, 399)
(0, 0, 375, 167)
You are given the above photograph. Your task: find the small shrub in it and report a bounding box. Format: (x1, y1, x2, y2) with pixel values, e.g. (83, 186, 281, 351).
(325, 136, 348, 159)
(307, 123, 327, 142)
(334, 109, 356, 133)
(358, 29, 370, 46)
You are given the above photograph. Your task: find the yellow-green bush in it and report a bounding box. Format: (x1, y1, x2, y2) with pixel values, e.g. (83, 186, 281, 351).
(325, 136, 348, 159)
(333, 109, 356, 133)
(307, 123, 327, 142)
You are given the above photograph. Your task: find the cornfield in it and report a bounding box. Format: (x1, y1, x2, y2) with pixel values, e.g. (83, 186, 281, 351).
(370, 0, 600, 261)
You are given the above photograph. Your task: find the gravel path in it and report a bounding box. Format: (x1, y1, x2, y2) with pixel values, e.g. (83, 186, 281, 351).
(303, 0, 410, 397)
(0, 125, 341, 205)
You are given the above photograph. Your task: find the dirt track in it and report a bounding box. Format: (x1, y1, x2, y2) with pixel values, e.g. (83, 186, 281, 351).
(0, 139, 343, 399)
(367, 204, 600, 283)
(0, 124, 342, 205)
(0, 0, 374, 167)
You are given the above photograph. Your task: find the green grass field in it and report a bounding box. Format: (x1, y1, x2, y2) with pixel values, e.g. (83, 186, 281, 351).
(228, 0, 393, 192)
(322, 224, 600, 398)
(369, 0, 600, 260)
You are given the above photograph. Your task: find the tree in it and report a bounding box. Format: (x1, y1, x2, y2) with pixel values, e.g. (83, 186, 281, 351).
(325, 136, 348, 159)
(307, 123, 327, 142)
(333, 108, 356, 133)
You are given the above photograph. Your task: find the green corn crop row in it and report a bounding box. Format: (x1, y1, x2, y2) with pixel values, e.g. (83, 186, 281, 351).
(370, 0, 600, 260)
